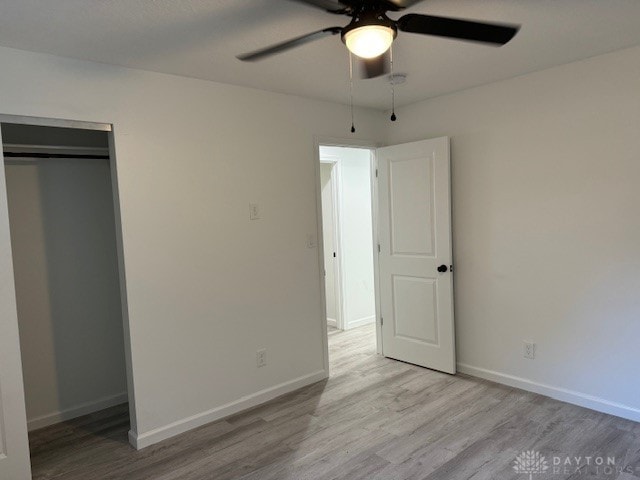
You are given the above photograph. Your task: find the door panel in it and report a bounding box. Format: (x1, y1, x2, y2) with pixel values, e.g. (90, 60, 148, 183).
(0, 126, 32, 479)
(392, 275, 438, 345)
(378, 137, 455, 374)
(389, 155, 434, 256)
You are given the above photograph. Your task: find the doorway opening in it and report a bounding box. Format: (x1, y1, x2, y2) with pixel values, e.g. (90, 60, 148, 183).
(318, 144, 379, 360)
(1, 119, 134, 474)
(317, 137, 456, 376)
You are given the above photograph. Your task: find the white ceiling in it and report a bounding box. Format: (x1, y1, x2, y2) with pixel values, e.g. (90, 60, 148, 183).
(1, 0, 640, 110)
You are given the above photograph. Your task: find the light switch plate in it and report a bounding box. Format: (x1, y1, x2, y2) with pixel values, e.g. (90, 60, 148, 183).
(306, 233, 317, 248)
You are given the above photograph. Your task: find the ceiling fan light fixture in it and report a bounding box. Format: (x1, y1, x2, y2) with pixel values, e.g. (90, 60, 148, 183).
(343, 25, 395, 59)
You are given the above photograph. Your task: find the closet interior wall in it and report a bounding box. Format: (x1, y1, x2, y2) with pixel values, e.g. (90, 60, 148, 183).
(2, 123, 128, 431)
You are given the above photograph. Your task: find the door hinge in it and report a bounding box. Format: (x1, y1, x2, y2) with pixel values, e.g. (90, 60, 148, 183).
(378, 244, 381, 253)
(380, 317, 384, 326)
(375, 168, 378, 178)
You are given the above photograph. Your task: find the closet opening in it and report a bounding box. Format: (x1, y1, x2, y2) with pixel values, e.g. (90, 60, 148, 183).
(1, 119, 134, 473)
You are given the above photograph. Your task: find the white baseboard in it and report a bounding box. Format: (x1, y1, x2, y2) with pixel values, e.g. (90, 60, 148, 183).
(345, 315, 375, 330)
(130, 369, 328, 450)
(128, 429, 139, 448)
(28, 392, 128, 431)
(327, 317, 337, 328)
(457, 363, 640, 423)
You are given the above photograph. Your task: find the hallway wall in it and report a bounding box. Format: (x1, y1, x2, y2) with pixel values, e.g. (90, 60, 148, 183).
(320, 146, 376, 330)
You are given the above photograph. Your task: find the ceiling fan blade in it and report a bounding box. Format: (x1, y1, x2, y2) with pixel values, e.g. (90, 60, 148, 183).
(398, 14, 519, 45)
(285, 0, 349, 14)
(237, 27, 342, 62)
(359, 52, 390, 79)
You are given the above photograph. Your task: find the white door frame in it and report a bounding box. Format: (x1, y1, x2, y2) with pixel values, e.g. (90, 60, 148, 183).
(0, 114, 138, 451)
(318, 156, 344, 330)
(0, 120, 31, 479)
(313, 136, 382, 375)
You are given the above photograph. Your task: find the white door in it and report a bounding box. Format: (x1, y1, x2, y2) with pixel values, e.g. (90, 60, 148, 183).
(320, 163, 338, 327)
(377, 137, 455, 374)
(0, 127, 32, 478)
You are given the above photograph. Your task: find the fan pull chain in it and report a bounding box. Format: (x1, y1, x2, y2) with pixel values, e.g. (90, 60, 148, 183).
(390, 45, 397, 122)
(349, 52, 356, 133)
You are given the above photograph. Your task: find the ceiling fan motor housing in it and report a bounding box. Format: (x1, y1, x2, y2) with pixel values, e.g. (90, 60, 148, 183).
(340, 9, 398, 45)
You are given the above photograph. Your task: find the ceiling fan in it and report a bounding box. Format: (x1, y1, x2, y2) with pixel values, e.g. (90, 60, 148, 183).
(237, 0, 520, 79)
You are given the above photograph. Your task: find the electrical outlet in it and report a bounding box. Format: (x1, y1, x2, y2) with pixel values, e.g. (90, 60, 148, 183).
(256, 349, 267, 368)
(249, 203, 260, 220)
(524, 341, 536, 360)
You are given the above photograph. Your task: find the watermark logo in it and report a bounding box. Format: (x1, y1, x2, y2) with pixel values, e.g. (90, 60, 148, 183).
(512, 452, 636, 477)
(513, 451, 549, 480)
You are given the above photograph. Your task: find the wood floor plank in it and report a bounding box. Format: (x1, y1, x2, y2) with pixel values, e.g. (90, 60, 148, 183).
(28, 324, 640, 479)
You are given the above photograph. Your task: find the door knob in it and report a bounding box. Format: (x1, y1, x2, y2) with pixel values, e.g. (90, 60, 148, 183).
(437, 264, 448, 273)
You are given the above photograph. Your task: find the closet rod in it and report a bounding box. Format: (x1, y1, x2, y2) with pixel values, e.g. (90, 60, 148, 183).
(2, 143, 109, 160)
(3, 152, 109, 160)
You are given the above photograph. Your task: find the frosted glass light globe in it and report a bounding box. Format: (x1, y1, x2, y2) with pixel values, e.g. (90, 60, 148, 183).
(344, 25, 394, 59)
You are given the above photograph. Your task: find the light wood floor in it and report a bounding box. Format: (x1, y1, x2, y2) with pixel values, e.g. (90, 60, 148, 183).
(30, 324, 640, 479)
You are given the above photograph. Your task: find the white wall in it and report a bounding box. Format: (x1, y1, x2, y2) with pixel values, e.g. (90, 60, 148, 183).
(320, 163, 337, 324)
(4, 157, 128, 430)
(321, 146, 376, 330)
(0, 45, 385, 450)
(386, 45, 640, 420)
